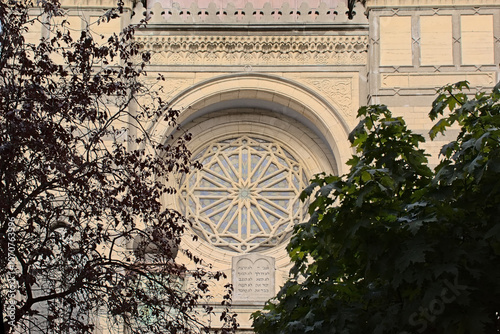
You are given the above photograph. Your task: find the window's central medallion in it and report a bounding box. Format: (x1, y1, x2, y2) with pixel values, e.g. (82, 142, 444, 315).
(238, 186, 252, 200)
(178, 136, 308, 253)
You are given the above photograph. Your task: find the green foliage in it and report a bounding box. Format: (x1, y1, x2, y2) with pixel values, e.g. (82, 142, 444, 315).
(252, 81, 500, 334)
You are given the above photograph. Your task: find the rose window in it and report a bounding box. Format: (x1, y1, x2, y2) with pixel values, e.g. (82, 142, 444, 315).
(178, 136, 308, 253)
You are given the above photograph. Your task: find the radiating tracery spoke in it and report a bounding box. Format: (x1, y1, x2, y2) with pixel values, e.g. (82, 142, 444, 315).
(179, 136, 308, 253)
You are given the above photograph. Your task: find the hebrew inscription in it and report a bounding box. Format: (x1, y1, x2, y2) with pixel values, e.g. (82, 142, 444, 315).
(232, 254, 275, 302)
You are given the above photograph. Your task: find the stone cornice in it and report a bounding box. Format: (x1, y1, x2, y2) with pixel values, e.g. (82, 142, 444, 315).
(134, 35, 368, 66)
(60, 0, 134, 9)
(131, 2, 368, 25)
(366, 0, 500, 8)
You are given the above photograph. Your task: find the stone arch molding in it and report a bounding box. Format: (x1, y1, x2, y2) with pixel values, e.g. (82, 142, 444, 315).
(148, 73, 354, 176)
(148, 73, 354, 271)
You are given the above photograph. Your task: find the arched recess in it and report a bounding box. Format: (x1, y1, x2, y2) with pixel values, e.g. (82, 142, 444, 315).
(173, 110, 333, 268)
(148, 73, 353, 176)
(151, 73, 354, 273)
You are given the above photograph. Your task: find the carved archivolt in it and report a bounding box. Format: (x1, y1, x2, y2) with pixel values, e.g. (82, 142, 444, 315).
(135, 35, 368, 65)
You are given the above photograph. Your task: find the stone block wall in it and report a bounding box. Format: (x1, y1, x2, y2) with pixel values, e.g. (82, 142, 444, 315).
(367, 0, 500, 165)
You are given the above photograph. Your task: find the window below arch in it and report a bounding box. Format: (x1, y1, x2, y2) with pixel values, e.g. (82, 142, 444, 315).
(178, 135, 309, 253)
(168, 109, 336, 261)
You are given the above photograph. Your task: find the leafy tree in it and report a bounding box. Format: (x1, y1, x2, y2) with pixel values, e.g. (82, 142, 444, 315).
(0, 1, 236, 333)
(252, 81, 500, 334)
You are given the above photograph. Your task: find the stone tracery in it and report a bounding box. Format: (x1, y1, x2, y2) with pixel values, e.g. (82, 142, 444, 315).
(178, 135, 308, 253)
(136, 35, 369, 65)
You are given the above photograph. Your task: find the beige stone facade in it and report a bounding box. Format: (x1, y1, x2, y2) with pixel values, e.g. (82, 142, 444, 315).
(25, 0, 500, 332)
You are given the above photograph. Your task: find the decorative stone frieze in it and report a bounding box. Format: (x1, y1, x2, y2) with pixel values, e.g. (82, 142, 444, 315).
(135, 35, 368, 65)
(132, 1, 368, 25)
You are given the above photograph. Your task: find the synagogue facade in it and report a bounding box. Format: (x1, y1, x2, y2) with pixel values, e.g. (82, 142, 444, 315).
(134, 0, 500, 330)
(27, 0, 500, 331)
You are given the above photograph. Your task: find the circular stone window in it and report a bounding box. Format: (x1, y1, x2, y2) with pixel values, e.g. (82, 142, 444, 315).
(178, 135, 309, 253)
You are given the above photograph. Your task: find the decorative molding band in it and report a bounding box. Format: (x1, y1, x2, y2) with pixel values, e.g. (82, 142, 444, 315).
(135, 35, 368, 66)
(131, 2, 368, 25)
(381, 72, 496, 88)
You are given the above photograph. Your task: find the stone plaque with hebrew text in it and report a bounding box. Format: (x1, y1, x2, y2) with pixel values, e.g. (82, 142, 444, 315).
(232, 254, 275, 302)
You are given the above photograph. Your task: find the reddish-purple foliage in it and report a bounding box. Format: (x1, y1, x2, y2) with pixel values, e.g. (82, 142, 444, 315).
(0, 1, 237, 333)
